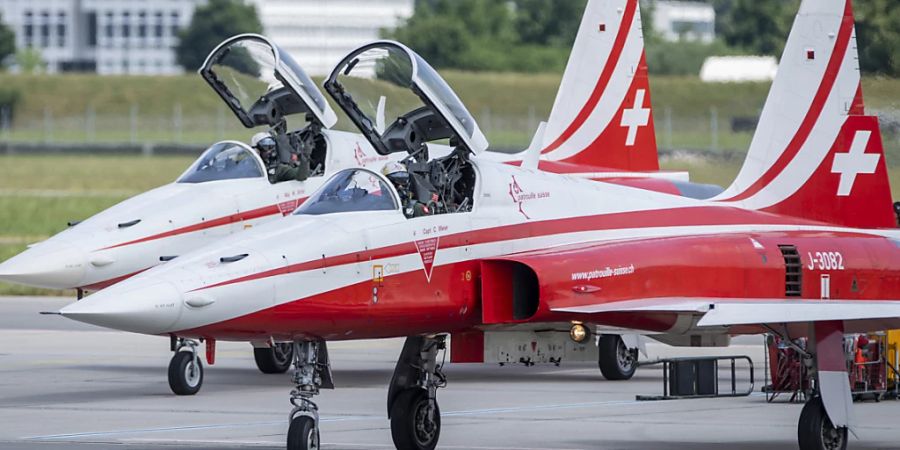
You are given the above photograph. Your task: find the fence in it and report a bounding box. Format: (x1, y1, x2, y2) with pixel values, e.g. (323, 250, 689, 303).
(1, 103, 898, 160)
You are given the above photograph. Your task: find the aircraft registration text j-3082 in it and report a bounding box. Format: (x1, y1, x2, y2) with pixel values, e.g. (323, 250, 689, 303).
(806, 251, 845, 271)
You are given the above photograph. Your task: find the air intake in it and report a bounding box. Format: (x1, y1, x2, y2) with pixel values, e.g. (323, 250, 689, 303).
(778, 245, 802, 297)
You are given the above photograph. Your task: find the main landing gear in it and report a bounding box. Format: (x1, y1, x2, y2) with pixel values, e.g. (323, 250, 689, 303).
(287, 340, 333, 450)
(284, 336, 448, 450)
(799, 396, 847, 450)
(254, 342, 294, 374)
(597, 334, 637, 380)
(168, 338, 203, 395)
(388, 335, 447, 450)
(767, 322, 851, 450)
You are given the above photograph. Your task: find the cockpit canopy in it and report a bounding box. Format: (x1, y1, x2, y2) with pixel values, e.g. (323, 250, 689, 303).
(294, 169, 398, 215)
(325, 41, 488, 157)
(200, 34, 337, 129)
(177, 141, 265, 184)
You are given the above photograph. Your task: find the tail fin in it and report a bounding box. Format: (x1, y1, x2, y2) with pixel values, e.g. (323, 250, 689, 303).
(539, 0, 659, 171)
(715, 0, 894, 228)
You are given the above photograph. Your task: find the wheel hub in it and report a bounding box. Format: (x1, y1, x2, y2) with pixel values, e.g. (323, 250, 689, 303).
(616, 340, 636, 372)
(414, 400, 437, 444)
(820, 420, 845, 450)
(184, 360, 200, 387)
(274, 343, 292, 366)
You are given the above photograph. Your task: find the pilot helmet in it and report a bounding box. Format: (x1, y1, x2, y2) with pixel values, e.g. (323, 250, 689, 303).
(251, 132, 277, 155)
(382, 161, 409, 186)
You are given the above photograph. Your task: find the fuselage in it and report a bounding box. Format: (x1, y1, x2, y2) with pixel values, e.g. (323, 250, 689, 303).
(60, 157, 900, 340)
(0, 131, 397, 290)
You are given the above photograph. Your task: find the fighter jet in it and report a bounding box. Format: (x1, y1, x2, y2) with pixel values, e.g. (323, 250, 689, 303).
(59, 1, 900, 448)
(1, 0, 704, 377)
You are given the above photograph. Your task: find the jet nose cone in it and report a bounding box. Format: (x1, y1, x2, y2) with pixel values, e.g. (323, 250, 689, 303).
(0, 242, 87, 289)
(60, 282, 183, 334)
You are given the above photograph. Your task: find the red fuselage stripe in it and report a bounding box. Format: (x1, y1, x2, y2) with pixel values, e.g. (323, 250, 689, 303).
(193, 205, 827, 292)
(101, 203, 289, 250)
(540, 0, 637, 154)
(720, 2, 853, 202)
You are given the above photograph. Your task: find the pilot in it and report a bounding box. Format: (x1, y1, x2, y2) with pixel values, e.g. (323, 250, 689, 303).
(251, 132, 310, 183)
(382, 162, 431, 218)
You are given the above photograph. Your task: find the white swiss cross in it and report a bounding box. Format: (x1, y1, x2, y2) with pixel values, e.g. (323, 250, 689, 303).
(620, 89, 650, 146)
(831, 130, 879, 196)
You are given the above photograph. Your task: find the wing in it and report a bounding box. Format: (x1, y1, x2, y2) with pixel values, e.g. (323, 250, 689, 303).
(552, 297, 900, 330)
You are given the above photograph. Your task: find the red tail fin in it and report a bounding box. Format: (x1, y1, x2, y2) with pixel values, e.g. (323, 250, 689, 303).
(716, 0, 895, 228)
(540, 0, 659, 171)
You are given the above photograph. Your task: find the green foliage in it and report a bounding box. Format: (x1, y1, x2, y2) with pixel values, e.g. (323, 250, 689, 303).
(716, 0, 799, 56)
(0, 13, 14, 67)
(174, 0, 263, 72)
(646, 38, 739, 76)
(855, 0, 900, 77)
(514, 0, 587, 47)
(15, 49, 47, 74)
(387, 0, 571, 73)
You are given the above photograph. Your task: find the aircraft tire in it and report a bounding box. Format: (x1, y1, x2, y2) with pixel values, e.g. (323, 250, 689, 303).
(168, 350, 203, 396)
(798, 396, 847, 450)
(254, 343, 294, 374)
(390, 388, 440, 450)
(597, 334, 637, 380)
(287, 415, 319, 450)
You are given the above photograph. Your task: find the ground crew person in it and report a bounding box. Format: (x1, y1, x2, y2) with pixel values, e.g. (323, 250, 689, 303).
(251, 132, 310, 183)
(382, 161, 432, 218)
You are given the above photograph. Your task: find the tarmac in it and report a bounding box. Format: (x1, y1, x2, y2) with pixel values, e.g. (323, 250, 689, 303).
(0, 296, 898, 450)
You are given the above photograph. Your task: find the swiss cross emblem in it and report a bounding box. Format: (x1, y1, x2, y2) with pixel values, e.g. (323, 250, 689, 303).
(620, 89, 650, 146)
(831, 130, 879, 196)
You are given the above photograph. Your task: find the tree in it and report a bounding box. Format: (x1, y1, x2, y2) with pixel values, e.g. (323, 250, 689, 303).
(854, 0, 900, 76)
(514, 0, 587, 47)
(717, 0, 799, 57)
(15, 49, 46, 73)
(175, 0, 263, 72)
(0, 13, 15, 67)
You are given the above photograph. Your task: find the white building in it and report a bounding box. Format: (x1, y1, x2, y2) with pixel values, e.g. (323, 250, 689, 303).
(0, 0, 414, 76)
(249, 0, 414, 76)
(651, 0, 716, 43)
(0, 0, 199, 75)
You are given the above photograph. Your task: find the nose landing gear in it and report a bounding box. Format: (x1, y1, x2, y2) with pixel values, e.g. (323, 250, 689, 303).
(168, 338, 203, 395)
(388, 335, 448, 450)
(286, 340, 333, 450)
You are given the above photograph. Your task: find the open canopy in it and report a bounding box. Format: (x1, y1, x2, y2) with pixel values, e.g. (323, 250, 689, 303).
(200, 34, 337, 129)
(325, 40, 488, 156)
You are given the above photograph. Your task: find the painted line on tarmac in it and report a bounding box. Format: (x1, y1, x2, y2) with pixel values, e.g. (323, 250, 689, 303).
(23, 399, 658, 441)
(24, 394, 771, 442)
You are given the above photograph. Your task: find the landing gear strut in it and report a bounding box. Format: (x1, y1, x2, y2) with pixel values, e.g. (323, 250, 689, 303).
(598, 334, 637, 380)
(286, 340, 333, 450)
(388, 335, 447, 450)
(255, 342, 294, 374)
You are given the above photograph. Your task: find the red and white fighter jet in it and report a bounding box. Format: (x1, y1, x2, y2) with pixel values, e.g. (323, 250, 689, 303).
(3, 0, 696, 376)
(60, 1, 899, 449)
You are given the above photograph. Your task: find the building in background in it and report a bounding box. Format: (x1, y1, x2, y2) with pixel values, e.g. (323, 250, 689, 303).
(0, 0, 199, 75)
(650, 0, 715, 43)
(0, 0, 413, 76)
(249, 0, 414, 76)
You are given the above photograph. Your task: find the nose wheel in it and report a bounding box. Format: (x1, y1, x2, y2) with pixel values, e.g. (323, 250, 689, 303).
(286, 340, 333, 450)
(168, 340, 203, 395)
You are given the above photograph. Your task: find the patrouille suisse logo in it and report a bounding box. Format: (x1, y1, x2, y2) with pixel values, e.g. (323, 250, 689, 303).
(508, 175, 550, 219)
(354, 142, 388, 167)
